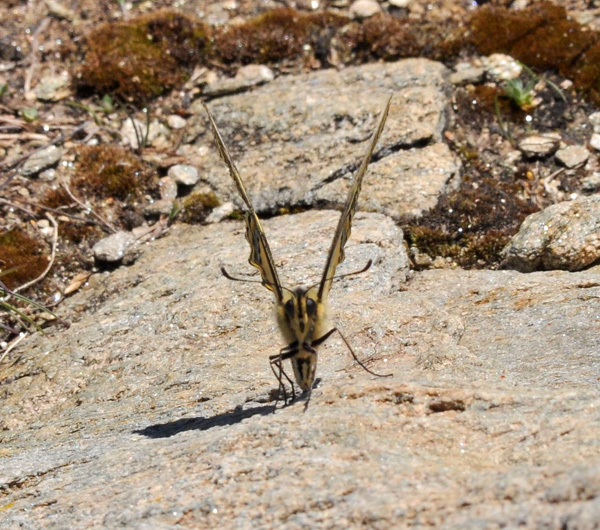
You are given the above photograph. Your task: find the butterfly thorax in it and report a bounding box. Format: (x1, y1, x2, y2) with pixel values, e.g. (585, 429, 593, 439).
(275, 286, 330, 391)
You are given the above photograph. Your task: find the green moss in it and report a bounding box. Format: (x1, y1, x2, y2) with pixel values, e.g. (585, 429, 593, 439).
(405, 175, 537, 269)
(470, 1, 566, 56)
(511, 18, 595, 73)
(571, 41, 600, 105)
(213, 8, 349, 66)
(0, 229, 49, 290)
(78, 10, 210, 102)
(180, 192, 220, 224)
(469, 1, 600, 105)
(73, 145, 152, 201)
(357, 14, 461, 62)
(41, 187, 72, 209)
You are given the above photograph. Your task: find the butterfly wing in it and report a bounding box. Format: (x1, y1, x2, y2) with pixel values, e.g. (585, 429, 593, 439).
(317, 97, 392, 302)
(204, 104, 283, 302)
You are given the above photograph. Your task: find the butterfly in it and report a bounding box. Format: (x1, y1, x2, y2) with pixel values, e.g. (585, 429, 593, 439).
(204, 97, 393, 407)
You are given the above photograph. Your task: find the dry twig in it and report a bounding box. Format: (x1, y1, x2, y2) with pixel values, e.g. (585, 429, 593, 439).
(62, 179, 117, 233)
(0, 332, 28, 364)
(23, 17, 51, 95)
(14, 212, 58, 293)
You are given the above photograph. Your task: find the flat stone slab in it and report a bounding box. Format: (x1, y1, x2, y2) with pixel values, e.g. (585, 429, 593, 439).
(1, 212, 599, 528)
(188, 59, 458, 220)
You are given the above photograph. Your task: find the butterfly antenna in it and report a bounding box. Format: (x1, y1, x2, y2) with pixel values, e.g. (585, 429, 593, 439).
(222, 267, 298, 297)
(221, 267, 264, 284)
(306, 259, 372, 291)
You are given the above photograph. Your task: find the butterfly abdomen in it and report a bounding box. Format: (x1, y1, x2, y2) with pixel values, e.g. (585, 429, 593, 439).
(291, 348, 317, 391)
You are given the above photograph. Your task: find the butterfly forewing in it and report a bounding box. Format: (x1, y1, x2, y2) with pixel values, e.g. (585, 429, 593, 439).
(317, 96, 392, 302)
(203, 104, 284, 302)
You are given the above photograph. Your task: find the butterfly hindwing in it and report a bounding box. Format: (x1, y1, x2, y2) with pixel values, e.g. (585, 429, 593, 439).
(317, 97, 392, 301)
(203, 104, 283, 302)
(243, 211, 282, 299)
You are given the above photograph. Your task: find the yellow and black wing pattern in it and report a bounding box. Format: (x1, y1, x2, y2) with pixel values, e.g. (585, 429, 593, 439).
(203, 104, 283, 303)
(317, 96, 392, 302)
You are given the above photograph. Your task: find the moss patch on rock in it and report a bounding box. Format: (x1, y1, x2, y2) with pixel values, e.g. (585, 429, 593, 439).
(78, 10, 210, 103)
(0, 229, 49, 290)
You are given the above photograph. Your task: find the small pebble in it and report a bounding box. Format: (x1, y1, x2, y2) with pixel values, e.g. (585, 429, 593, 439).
(349, 0, 381, 18)
(449, 66, 485, 85)
(92, 231, 139, 265)
(518, 133, 561, 158)
(206, 202, 236, 223)
(20, 145, 63, 176)
(482, 53, 522, 81)
(168, 164, 199, 186)
(39, 168, 57, 182)
(388, 0, 409, 7)
(34, 72, 70, 101)
(145, 199, 175, 217)
(555, 145, 589, 168)
(203, 64, 275, 97)
(167, 115, 187, 129)
(582, 172, 600, 192)
(158, 176, 178, 201)
(590, 133, 600, 152)
(589, 112, 600, 133)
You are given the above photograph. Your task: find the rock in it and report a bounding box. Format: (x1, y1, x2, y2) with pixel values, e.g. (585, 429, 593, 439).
(349, 0, 381, 18)
(144, 199, 175, 216)
(388, 0, 410, 7)
(20, 145, 63, 176)
(449, 65, 485, 85)
(503, 149, 522, 168)
(203, 64, 275, 97)
(167, 114, 187, 130)
(38, 168, 57, 181)
(582, 172, 600, 192)
(482, 53, 522, 81)
(36, 219, 54, 239)
(34, 72, 70, 101)
(588, 111, 600, 133)
(205, 201, 236, 223)
(192, 59, 454, 221)
(590, 133, 600, 151)
(311, 142, 460, 219)
(1, 212, 599, 528)
(168, 164, 199, 186)
(44, 0, 77, 20)
(501, 194, 600, 271)
(158, 176, 178, 200)
(555, 145, 589, 168)
(92, 231, 140, 265)
(518, 133, 561, 158)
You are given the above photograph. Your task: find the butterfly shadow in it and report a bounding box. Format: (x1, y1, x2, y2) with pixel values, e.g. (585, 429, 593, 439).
(133, 404, 275, 439)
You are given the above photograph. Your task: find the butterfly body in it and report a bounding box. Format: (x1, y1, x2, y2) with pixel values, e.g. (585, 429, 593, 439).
(205, 98, 392, 404)
(275, 285, 330, 390)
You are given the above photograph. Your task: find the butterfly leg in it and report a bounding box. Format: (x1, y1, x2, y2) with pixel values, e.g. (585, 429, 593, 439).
(269, 343, 298, 406)
(315, 328, 393, 379)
